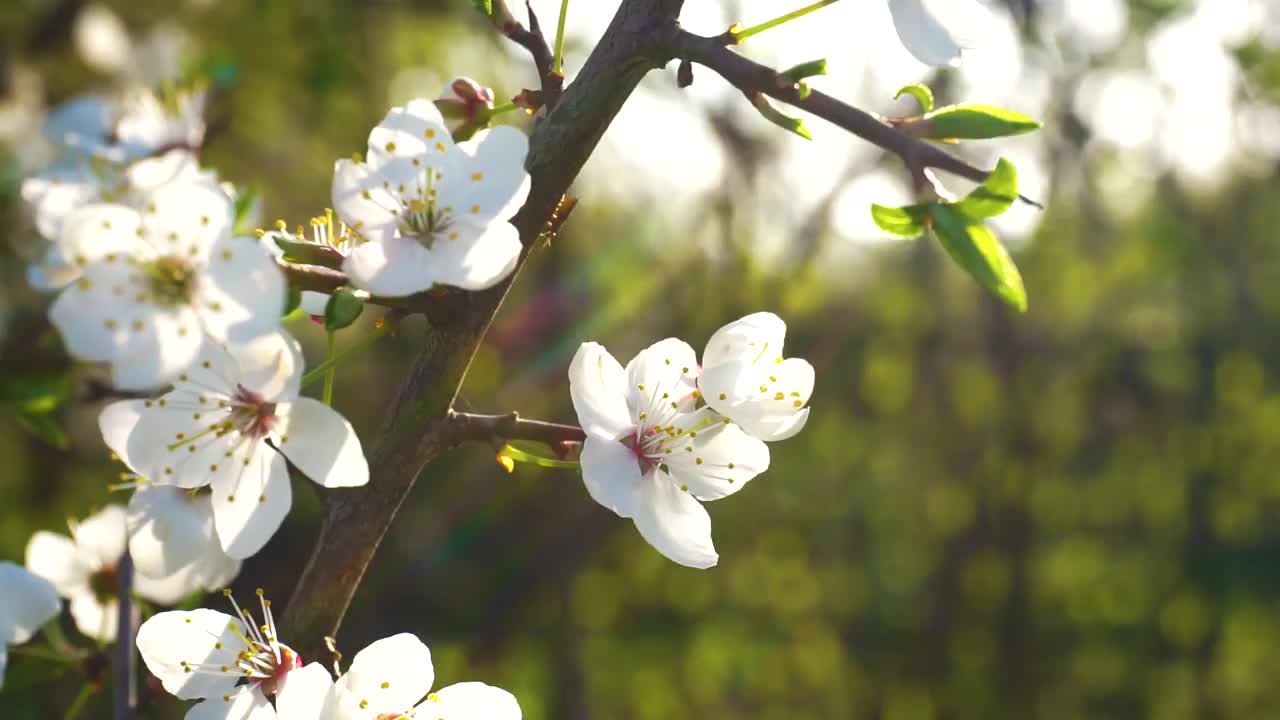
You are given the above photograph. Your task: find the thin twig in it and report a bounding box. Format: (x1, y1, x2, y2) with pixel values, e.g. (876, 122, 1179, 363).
(447, 410, 585, 446)
(113, 552, 137, 720)
(492, 0, 564, 109)
(673, 30, 1043, 207)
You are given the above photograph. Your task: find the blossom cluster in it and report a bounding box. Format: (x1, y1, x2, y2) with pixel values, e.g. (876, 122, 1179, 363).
(0, 0, 980, 715)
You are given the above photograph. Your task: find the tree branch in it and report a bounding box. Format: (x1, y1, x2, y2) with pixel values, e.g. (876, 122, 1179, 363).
(280, 0, 683, 657)
(446, 410, 585, 446)
(492, 0, 564, 109)
(113, 552, 137, 720)
(673, 30, 1042, 207)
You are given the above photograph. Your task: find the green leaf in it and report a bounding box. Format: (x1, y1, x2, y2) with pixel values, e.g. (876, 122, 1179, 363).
(323, 288, 364, 331)
(927, 204, 1027, 312)
(231, 186, 260, 236)
(894, 83, 934, 113)
(920, 103, 1041, 140)
(471, 0, 493, 16)
(0, 370, 70, 415)
(781, 58, 829, 83)
(499, 442, 580, 470)
(14, 411, 70, 449)
(952, 158, 1019, 220)
(2, 653, 69, 690)
(871, 203, 929, 237)
(750, 94, 812, 140)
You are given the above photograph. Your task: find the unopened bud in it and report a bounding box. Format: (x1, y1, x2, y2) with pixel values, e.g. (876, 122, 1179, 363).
(435, 77, 496, 142)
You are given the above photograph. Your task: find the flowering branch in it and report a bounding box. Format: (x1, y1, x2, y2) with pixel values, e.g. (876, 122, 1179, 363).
(280, 0, 683, 657)
(446, 410, 585, 446)
(672, 30, 1042, 206)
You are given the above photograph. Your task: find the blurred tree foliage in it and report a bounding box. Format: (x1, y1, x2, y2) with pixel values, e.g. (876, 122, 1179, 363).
(2, 1, 1280, 718)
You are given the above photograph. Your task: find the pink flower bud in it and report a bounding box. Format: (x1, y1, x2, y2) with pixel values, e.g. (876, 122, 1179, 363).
(434, 77, 496, 140)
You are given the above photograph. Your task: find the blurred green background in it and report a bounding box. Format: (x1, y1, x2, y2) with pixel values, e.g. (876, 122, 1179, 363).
(4, 0, 1280, 718)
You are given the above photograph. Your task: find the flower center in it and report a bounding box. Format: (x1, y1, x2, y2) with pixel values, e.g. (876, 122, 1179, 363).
(141, 256, 197, 306)
(89, 565, 118, 603)
(229, 386, 277, 439)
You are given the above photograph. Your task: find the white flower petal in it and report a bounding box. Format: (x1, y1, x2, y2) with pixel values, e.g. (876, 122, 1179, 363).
(136, 609, 243, 700)
(0, 645, 7, 690)
(272, 398, 369, 489)
(423, 682, 522, 720)
(664, 422, 770, 502)
(568, 342, 632, 440)
(328, 633, 434, 718)
(72, 504, 128, 571)
(69, 591, 117, 642)
(299, 291, 330, 317)
(701, 312, 786, 370)
(215, 330, 306, 403)
(579, 436, 643, 519)
(24, 532, 90, 596)
(366, 99, 453, 166)
(624, 338, 700, 421)
(631, 471, 718, 569)
(425, 220, 520, 290)
(196, 236, 286, 343)
(437, 126, 531, 225)
(186, 686, 276, 720)
(127, 486, 215, 578)
(342, 234, 437, 297)
(275, 663, 334, 718)
(108, 306, 204, 390)
(887, 0, 982, 68)
(107, 395, 241, 490)
(210, 446, 292, 559)
(137, 182, 233, 263)
(0, 562, 61, 645)
(332, 159, 401, 243)
(700, 358, 814, 442)
(49, 260, 145, 362)
(53, 203, 144, 265)
(125, 150, 209, 195)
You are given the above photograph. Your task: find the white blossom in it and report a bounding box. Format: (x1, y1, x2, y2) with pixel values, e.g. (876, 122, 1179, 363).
(568, 339, 770, 569)
(332, 98, 530, 296)
(136, 591, 329, 720)
(887, 0, 989, 68)
(99, 330, 370, 559)
(23, 505, 215, 642)
(48, 181, 284, 390)
(320, 633, 520, 720)
(698, 312, 814, 442)
(0, 562, 61, 691)
(23, 150, 219, 289)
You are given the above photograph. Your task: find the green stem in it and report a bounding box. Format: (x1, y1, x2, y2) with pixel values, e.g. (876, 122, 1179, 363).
(63, 684, 96, 720)
(301, 323, 389, 389)
(10, 645, 79, 663)
(732, 0, 841, 42)
(322, 332, 337, 406)
(553, 0, 570, 74)
(488, 102, 521, 117)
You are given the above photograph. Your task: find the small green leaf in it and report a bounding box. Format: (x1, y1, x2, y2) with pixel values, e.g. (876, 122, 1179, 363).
(870, 203, 929, 237)
(919, 103, 1041, 140)
(324, 288, 364, 331)
(894, 83, 934, 113)
(0, 370, 70, 415)
(272, 236, 344, 269)
(952, 158, 1018, 220)
(471, 0, 493, 16)
(2, 653, 69, 690)
(927, 204, 1027, 312)
(781, 58, 829, 83)
(750, 94, 812, 140)
(499, 442, 580, 470)
(15, 411, 70, 449)
(231, 186, 260, 236)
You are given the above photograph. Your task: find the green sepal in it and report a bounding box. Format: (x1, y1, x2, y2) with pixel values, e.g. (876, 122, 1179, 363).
(324, 287, 364, 331)
(471, 0, 493, 16)
(751, 94, 812, 140)
(284, 284, 303, 317)
(782, 58, 829, 83)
